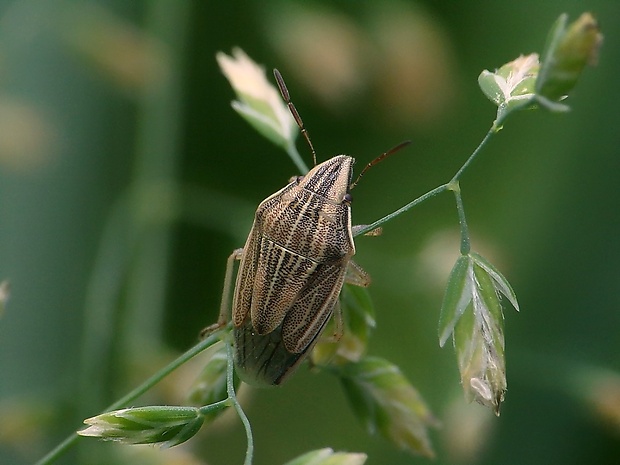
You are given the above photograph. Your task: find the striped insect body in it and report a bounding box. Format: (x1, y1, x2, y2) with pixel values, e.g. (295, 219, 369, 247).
(232, 155, 360, 385)
(207, 69, 408, 386)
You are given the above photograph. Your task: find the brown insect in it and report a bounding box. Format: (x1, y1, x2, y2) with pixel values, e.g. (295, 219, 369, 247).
(209, 69, 408, 385)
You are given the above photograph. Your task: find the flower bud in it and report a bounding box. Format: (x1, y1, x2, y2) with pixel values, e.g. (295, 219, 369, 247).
(217, 48, 297, 150)
(478, 53, 539, 121)
(339, 357, 438, 457)
(439, 253, 519, 415)
(536, 13, 603, 106)
(78, 406, 208, 448)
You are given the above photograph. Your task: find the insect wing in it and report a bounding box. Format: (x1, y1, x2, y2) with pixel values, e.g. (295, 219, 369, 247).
(231, 221, 260, 328)
(252, 237, 319, 334)
(231, 180, 298, 328)
(234, 258, 348, 385)
(281, 260, 347, 353)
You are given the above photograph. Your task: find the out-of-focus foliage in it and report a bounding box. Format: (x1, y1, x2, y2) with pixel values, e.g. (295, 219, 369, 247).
(0, 1, 618, 465)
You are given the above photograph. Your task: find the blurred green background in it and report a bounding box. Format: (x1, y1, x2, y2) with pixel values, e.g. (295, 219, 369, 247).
(0, 0, 618, 464)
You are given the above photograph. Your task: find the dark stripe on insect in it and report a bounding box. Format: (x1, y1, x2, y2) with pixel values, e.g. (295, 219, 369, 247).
(305, 161, 343, 197)
(257, 337, 281, 379)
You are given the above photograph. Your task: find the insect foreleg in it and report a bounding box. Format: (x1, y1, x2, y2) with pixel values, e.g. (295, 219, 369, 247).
(200, 248, 244, 338)
(351, 224, 383, 237)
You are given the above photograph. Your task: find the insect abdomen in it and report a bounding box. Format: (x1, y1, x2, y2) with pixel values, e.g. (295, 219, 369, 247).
(234, 322, 307, 386)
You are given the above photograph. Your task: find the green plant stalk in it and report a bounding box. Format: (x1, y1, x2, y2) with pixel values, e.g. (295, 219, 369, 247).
(354, 124, 498, 243)
(353, 184, 449, 237)
(225, 339, 255, 465)
(34, 331, 223, 465)
(198, 399, 231, 416)
(450, 125, 497, 184)
(451, 184, 471, 255)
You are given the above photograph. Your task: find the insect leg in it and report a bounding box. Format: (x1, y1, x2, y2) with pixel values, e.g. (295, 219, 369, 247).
(200, 248, 244, 338)
(351, 224, 383, 237)
(345, 260, 371, 288)
(330, 300, 344, 342)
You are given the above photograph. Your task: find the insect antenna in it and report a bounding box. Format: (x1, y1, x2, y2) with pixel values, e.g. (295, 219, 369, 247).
(274, 69, 317, 167)
(350, 140, 412, 189)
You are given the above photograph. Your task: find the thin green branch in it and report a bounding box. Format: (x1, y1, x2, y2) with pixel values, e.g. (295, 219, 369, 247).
(225, 339, 254, 465)
(450, 125, 497, 184)
(198, 399, 231, 416)
(446, 124, 498, 255)
(353, 184, 449, 237)
(33, 432, 81, 465)
(450, 183, 471, 255)
(35, 331, 224, 465)
(354, 123, 499, 239)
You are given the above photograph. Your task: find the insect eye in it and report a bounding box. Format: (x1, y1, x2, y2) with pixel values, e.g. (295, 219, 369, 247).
(343, 193, 353, 204)
(289, 175, 304, 184)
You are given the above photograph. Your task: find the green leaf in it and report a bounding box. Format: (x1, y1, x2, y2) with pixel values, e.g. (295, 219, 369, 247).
(339, 357, 438, 458)
(343, 284, 376, 331)
(283, 448, 367, 465)
(478, 53, 539, 123)
(453, 300, 476, 381)
(473, 263, 505, 350)
(470, 252, 519, 311)
(338, 284, 376, 358)
(438, 255, 473, 347)
(312, 284, 376, 366)
(478, 70, 503, 106)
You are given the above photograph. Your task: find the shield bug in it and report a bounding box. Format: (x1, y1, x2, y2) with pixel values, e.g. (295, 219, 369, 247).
(208, 69, 408, 386)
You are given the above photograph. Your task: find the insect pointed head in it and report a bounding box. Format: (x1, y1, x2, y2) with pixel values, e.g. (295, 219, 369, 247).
(297, 155, 354, 203)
